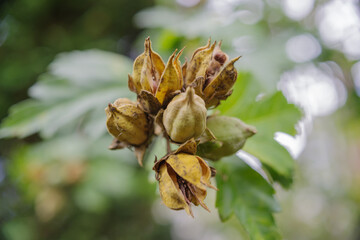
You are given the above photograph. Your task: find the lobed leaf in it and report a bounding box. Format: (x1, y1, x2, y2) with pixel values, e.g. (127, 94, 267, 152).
(218, 73, 302, 187)
(216, 156, 281, 240)
(0, 50, 133, 139)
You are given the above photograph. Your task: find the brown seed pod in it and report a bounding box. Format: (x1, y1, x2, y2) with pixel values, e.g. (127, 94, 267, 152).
(153, 139, 217, 217)
(105, 98, 153, 166)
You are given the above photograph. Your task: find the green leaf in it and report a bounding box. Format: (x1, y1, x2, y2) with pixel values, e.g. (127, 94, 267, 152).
(218, 73, 302, 187)
(0, 50, 134, 139)
(216, 155, 281, 240)
(244, 133, 294, 185)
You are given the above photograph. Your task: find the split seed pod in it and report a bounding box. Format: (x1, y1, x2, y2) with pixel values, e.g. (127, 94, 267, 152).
(105, 98, 153, 166)
(197, 115, 257, 160)
(153, 139, 217, 217)
(128, 37, 184, 115)
(162, 87, 207, 143)
(185, 40, 241, 108)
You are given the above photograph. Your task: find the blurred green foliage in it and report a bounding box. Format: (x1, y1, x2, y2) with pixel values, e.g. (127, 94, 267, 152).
(0, 0, 154, 120)
(1, 0, 360, 240)
(2, 135, 171, 240)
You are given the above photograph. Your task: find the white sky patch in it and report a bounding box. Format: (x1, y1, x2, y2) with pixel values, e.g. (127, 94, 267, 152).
(316, 0, 360, 59)
(207, 0, 264, 25)
(279, 63, 347, 117)
(274, 128, 306, 160)
(282, 0, 315, 20)
(232, 36, 257, 55)
(176, 0, 201, 8)
(286, 34, 322, 63)
(274, 115, 312, 159)
(343, 28, 360, 60)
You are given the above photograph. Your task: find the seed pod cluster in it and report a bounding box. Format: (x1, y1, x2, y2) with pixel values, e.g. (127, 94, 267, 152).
(105, 38, 256, 217)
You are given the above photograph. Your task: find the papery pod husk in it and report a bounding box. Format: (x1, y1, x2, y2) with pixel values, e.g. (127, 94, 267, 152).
(155, 48, 184, 105)
(132, 40, 184, 116)
(166, 153, 213, 212)
(153, 138, 198, 172)
(137, 90, 162, 115)
(189, 76, 205, 98)
(105, 98, 153, 166)
(197, 115, 257, 161)
(162, 87, 207, 143)
(158, 163, 192, 215)
(153, 139, 216, 217)
(105, 98, 150, 145)
(128, 37, 165, 94)
(203, 56, 241, 108)
(185, 40, 216, 86)
(166, 153, 205, 191)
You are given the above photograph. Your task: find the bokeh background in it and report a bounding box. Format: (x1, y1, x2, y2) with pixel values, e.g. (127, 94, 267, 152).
(1, 0, 360, 239)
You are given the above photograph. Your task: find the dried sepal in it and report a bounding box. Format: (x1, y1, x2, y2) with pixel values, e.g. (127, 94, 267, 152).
(190, 38, 211, 60)
(166, 153, 204, 190)
(203, 56, 241, 108)
(197, 156, 217, 190)
(189, 76, 205, 98)
(153, 138, 198, 178)
(155, 49, 184, 105)
(134, 144, 147, 167)
(154, 109, 165, 130)
(174, 47, 185, 89)
(204, 41, 229, 86)
(128, 74, 137, 93)
(185, 40, 216, 86)
(130, 57, 144, 94)
(189, 185, 210, 212)
(174, 138, 198, 155)
(181, 60, 188, 85)
(138, 90, 162, 115)
(130, 37, 165, 94)
(158, 164, 193, 216)
(140, 53, 156, 92)
(108, 138, 128, 150)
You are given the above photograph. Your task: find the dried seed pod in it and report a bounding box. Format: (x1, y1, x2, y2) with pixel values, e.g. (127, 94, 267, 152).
(128, 37, 184, 115)
(153, 139, 216, 217)
(203, 56, 241, 108)
(185, 39, 216, 86)
(183, 40, 241, 108)
(105, 98, 153, 166)
(128, 37, 165, 94)
(105, 98, 150, 146)
(163, 87, 207, 143)
(197, 115, 257, 160)
(204, 41, 228, 88)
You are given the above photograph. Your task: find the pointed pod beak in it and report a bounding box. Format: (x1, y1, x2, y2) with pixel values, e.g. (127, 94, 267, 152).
(108, 103, 116, 112)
